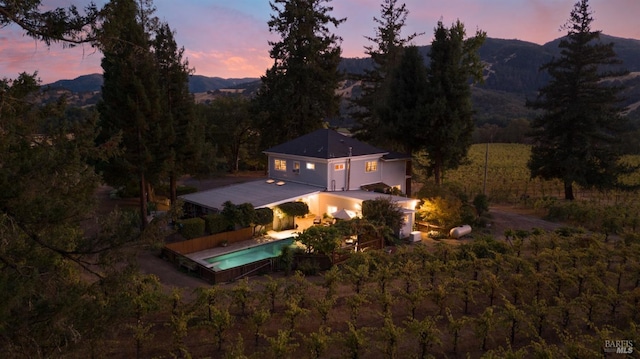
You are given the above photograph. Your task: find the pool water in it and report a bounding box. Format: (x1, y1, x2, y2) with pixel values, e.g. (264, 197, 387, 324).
(205, 238, 295, 271)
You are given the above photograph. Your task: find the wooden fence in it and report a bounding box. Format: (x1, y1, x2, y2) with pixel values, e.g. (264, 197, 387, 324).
(161, 231, 385, 283)
(165, 227, 253, 254)
(161, 245, 274, 284)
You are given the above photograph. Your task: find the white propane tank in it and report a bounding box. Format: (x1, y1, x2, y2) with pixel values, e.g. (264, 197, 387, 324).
(449, 225, 472, 239)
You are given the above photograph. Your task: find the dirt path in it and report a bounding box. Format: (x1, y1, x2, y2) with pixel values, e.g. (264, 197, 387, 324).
(488, 205, 563, 239)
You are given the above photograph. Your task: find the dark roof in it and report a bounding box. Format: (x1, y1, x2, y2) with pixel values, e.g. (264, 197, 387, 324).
(263, 129, 387, 159)
(382, 151, 411, 161)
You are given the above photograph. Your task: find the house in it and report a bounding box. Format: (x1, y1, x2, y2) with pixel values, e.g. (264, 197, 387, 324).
(181, 129, 418, 237)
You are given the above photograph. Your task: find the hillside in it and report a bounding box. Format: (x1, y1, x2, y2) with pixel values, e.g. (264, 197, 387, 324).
(44, 34, 640, 124)
(46, 74, 260, 94)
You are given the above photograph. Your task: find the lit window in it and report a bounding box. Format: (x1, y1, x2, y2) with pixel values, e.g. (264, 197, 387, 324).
(365, 161, 378, 172)
(293, 161, 300, 173)
(334, 164, 345, 171)
(275, 159, 286, 171)
(306, 162, 315, 170)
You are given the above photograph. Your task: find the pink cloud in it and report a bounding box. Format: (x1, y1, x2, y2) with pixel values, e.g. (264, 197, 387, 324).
(1, 0, 638, 83)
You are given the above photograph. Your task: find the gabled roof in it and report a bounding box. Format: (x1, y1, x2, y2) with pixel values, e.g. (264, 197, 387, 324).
(263, 129, 387, 159)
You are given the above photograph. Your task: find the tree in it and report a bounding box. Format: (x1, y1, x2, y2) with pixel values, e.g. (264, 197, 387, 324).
(362, 197, 405, 241)
(526, 0, 631, 200)
(96, 0, 162, 228)
(253, 0, 345, 149)
(152, 22, 201, 205)
(204, 96, 257, 173)
(296, 225, 342, 255)
(352, 0, 421, 149)
(0, 1, 100, 45)
(384, 45, 429, 154)
(0, 73, 149, 357)
(419, 20, 486, 185)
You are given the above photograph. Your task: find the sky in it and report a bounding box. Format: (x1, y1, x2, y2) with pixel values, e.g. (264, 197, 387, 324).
(2, 0, 640, 84)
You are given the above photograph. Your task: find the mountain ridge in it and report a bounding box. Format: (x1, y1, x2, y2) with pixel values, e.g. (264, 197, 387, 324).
(44, 34, 640, 123)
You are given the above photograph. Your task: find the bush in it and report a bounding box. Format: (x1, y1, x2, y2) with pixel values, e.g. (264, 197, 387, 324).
(297, 258, 321, 276)
(554, 226, 585, 237)
(277, 202, 309, 217)
(204, 213, 231, 234)
(177, 217, 205, 239)
(457, 236, 508, 259)
(473, 193, 489, 216)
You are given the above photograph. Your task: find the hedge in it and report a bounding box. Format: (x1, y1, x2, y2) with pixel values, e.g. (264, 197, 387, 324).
(277, 201, 309, 217)
(204, 213, 231, 234)
(178, 217, 205, 239)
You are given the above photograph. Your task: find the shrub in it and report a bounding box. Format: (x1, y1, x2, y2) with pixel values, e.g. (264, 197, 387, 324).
(178, 217, 205, 239)
(254, 208, 274, 227)
(473, 194, 489, 216)
(204, 213, 231, 234)
(297, 259, 321, 276)
(554, 226, 585, 237)
(277, 202, 309, 217)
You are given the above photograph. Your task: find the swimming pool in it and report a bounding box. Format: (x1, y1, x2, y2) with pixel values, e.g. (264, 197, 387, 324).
(204, 238, 295, 271)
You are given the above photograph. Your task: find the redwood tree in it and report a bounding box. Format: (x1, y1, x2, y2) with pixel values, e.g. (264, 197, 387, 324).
(527, 0, 631, 200)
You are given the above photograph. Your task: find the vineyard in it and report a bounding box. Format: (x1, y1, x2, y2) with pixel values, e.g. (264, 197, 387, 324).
(444, 143, 640, 205)
(72, 144, 640, 358)
(94, 232, 640, 358)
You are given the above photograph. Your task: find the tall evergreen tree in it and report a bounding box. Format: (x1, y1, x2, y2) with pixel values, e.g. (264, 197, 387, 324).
(351, 0, 421, 149)
(420, 20, 485, 185)
(527, 0, 631, 200)
(97, 0, 161, 228)
(152, 22, 201, 205)
(385, 45, 429, 154)
(252, 0, 345, 149)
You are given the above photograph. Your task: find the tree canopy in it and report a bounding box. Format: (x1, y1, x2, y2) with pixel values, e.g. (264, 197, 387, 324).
(152, 22, 201, 204)
(0, 0, 100, 45)
(385, 45, 429, 154)
(419, 20, 486, 185)
(526, 0, 632, 200)
(351, 0, 421, 149)
(252, 0, 345, 149)
(96, 0, 162, 228)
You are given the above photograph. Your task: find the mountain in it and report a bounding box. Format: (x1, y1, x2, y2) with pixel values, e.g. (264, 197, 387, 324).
(44, 34, 640, 124)
(46, 73, 104, 93)
(46, 74, 260, 93)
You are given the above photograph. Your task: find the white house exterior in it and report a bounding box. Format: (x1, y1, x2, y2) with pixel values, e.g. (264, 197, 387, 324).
(181, 129, 417, 237)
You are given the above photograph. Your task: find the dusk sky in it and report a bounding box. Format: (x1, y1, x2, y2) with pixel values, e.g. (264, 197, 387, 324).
(2, 0, 639, 84)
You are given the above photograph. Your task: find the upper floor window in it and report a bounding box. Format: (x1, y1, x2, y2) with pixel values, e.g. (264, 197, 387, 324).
(334, 164, 345, 171)
(275, 159, 286, 171)
(293, 161, 300, 173)
(306, 162, 315, 170)
(365, 161, 378, 172)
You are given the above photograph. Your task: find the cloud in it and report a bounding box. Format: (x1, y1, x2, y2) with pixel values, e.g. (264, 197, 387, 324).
(1, 0, 638, 83)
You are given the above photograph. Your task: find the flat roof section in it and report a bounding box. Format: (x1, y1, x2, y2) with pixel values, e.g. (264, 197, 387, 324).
(180, 179, 323, 210)
(321, 190, 416, 205)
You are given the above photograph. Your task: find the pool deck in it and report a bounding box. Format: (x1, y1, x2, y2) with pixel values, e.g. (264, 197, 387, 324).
(186, 229, 301, 268)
